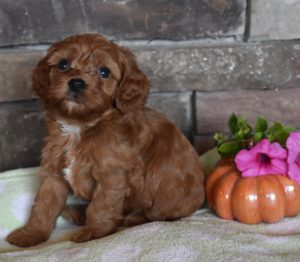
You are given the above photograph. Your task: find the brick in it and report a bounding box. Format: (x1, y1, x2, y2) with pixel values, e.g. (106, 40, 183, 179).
(0, 50, 44, 102)
(135, 41, 300, 93)
(0, 41, 300, 101)
(0, 92, 192, 171)
(147, 92, 193, 139)
(195, 88, 300, 134)
(0, 0, 246, 46)
(0, 100, 45, 171)
(2, 40, 300, 102)
(193, 88, 300, 154)
(193, 135, 215, 155)
(250, 0, 300, 40)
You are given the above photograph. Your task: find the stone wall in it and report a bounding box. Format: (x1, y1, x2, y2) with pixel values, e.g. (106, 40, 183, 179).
(1, 0, 300, 171)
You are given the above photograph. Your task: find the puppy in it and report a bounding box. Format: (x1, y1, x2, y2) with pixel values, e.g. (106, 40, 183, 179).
(6, 34, 204, 247)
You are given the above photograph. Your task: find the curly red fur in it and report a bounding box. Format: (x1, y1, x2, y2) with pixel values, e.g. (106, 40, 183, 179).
(6, 34, 204, 247)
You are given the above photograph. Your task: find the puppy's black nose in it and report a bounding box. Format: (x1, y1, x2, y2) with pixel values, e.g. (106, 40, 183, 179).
(68, 78, 86, 93)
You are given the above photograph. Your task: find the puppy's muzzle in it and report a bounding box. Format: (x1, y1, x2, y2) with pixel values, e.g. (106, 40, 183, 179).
(68, 78, 86, 94)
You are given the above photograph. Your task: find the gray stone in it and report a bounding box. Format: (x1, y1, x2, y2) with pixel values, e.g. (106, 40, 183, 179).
(250, 0, 300, 40)
(194, 88, 300, 153)
(0, 100, 45, 171)
(0, 0, 246, 46)
(147, 92, 193, 139)
(134, 41, 300, 92)
(0, 50, 44, 102)
(2, 40, 300, 102)
(193, 135, 215, 155)
(0, 92, 192, 171)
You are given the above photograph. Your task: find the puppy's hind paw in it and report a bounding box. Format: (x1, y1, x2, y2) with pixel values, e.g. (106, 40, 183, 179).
(71, 228, 94, 243)
(62, 205, 86, 226)
(6, 227, 49, 247)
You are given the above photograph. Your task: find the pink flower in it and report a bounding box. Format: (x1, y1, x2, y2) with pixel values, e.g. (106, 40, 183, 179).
(286, 132, 300, 185)
(235, 139, 288, 177)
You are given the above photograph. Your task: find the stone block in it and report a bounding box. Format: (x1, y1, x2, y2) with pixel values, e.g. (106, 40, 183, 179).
(0, 92, 192, 171)
(147, 92, 193, 139)
(195, 88, 300, 134)
(193, 135, 215, 155)
(2, 41, 300, 102)
(0, 50, 44, 102)
(0, 0, 246, 46)
(0, 100, 45, 171)
(135, 41, 300, 92)
(194, 88, 300, 153)
(250, 0, 300, 40)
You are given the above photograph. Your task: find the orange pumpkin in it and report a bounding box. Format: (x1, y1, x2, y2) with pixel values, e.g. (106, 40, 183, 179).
(205, 159, 300, 224)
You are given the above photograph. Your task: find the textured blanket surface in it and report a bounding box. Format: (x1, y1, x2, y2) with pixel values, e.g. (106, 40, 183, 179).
(1, 162, 300, 261)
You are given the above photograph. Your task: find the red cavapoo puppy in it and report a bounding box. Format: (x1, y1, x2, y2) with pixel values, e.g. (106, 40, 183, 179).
(6, 34, 204, 247)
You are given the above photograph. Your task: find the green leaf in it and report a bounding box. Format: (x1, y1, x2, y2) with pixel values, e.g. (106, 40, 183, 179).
(275, 131, 290, 145)
(255, 116, 268, 132)
(267, 122, 295, 145)
(268, 122, 283, 134)
(218, 141, 241, 156)
(253, 132, 265, 143)
(268, 130, 289, 146)
(235, 117, 252, 139)
(267, 133, 275, 143)
(228, 113, 238, 135)
(237, 126, 251, 139)
(213, 133, 229, 145)
(283, 126, 296, 133)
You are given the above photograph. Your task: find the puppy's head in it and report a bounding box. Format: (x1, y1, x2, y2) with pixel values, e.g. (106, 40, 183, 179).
(33, 34, 149, 121)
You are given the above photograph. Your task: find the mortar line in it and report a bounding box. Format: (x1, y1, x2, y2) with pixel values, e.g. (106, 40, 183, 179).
(243, 0, 252, 42)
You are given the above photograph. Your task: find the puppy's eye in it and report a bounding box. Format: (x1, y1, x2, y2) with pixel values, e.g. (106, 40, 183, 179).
(57, 59, 70, 71)
(98, 67, 110, 79)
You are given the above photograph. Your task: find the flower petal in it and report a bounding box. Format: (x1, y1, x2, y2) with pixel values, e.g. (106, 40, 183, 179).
(242, 166, 260, 177)
(251, 139, 270, 154)
(268, 142, 287, 159)
(234, 149, 257, 171)
(286, 132, 300, 186)
(257, 164, 272, 176)
(236, 138, 290, 178)
(288, 162, 300, 185)
(270, 159, 288, 175)
(286, 132, 300, 150)
(256, 163, 283, 176)
(287, 149, 298, 164)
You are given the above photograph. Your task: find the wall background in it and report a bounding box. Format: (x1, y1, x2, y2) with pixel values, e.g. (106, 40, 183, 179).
(1, 0, 300, 171)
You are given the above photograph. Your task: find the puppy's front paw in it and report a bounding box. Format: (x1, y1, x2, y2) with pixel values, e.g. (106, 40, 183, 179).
(6, 227, 49, 247)
(71, 227, 95, 243)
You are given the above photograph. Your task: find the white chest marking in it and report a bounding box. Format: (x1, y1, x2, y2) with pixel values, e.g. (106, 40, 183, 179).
(58, 120, 81, 135)
(63, 165, 73, 183)
(63, 157, 75, 184)
(58, 120, 79, 184)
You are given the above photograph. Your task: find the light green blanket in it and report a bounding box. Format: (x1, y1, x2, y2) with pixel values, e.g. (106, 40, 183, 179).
(1, 151, 300, 261)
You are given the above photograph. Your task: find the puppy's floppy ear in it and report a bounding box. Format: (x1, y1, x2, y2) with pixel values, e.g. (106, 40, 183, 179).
(115, 47, 150, 113)
(32, 45, 56, 100)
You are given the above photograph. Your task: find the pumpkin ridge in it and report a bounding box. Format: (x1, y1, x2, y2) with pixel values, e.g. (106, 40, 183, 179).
(212, 170, 239, 220)
(257, 175, 285, 223)
(231, 176, 261, 224)
(274, 175, 300, 217)
(273, 175, 289, 216)
(205, 164, 234, 207)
